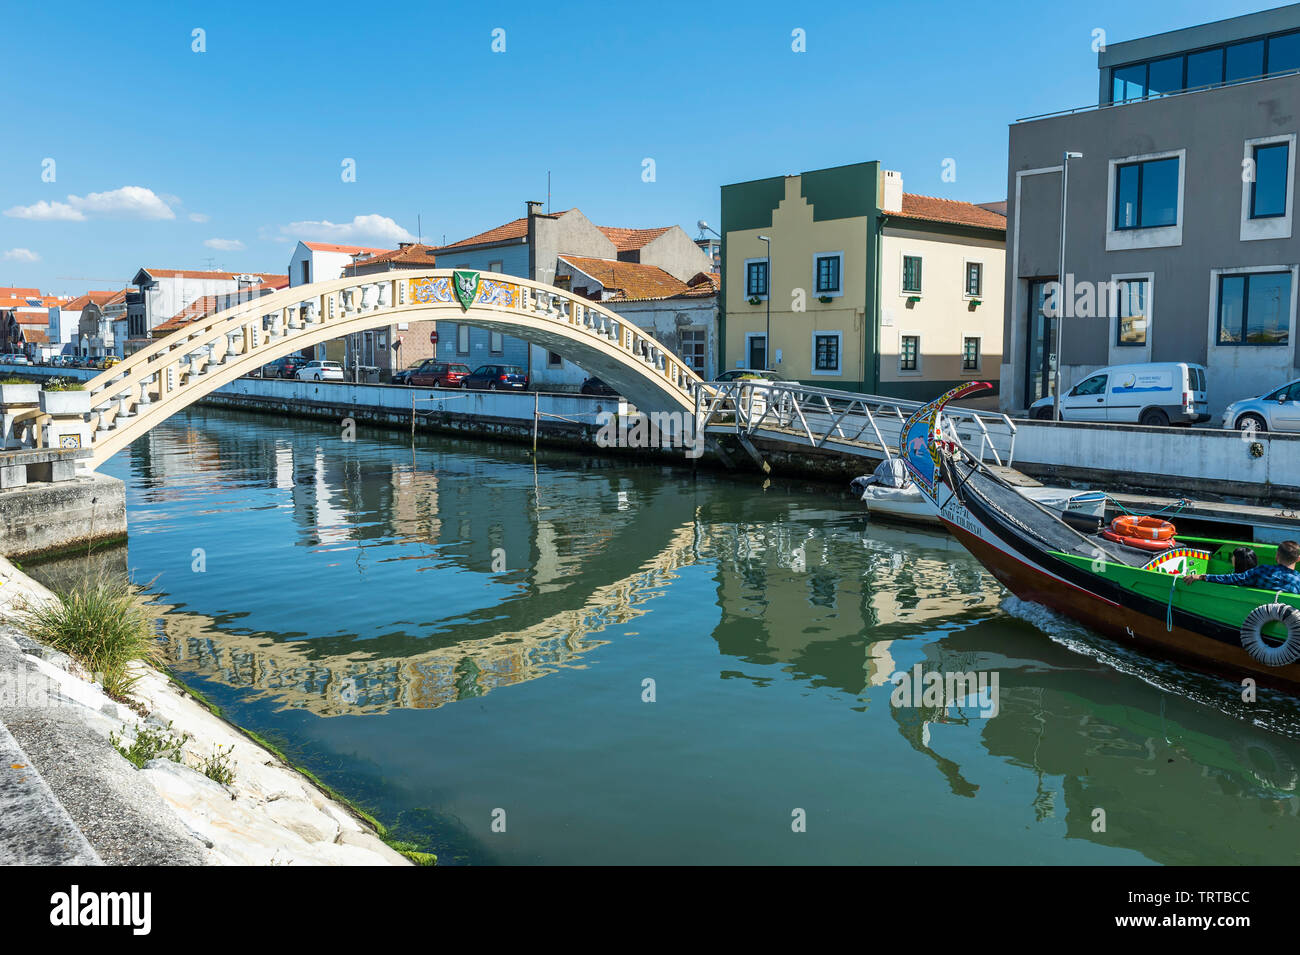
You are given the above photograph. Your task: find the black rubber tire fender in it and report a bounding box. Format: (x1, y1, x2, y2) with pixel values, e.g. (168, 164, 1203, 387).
(1240, 602, 1300, 667)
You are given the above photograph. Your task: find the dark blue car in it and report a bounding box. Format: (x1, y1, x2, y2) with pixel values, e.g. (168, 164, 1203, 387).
(463, 364, 529, 391)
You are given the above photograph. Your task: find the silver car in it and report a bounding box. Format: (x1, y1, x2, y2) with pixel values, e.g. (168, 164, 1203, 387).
(1222, 377, 1300, 432)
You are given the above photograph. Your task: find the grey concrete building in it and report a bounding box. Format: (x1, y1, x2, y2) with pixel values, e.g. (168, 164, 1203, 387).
(434, 203, 715, 390)
(1005, 5, 1300, 417)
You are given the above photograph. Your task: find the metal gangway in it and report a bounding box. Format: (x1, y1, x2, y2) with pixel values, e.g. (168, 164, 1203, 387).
(694, 379, 1018, 468)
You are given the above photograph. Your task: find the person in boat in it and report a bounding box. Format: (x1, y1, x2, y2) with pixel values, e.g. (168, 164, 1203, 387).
(1233, 547, 1259, 573)
(1187, 540, 1300, 594)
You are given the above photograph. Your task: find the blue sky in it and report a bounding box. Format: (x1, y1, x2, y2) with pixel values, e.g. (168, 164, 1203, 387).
(0, 0, 1272, 294)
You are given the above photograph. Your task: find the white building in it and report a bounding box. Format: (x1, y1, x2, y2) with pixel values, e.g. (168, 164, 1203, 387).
(125, 268, 288, 354)
(287, 241, 389, 287)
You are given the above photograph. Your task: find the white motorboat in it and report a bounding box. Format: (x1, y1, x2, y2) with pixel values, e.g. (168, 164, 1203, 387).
(851, 460, 1107, 529)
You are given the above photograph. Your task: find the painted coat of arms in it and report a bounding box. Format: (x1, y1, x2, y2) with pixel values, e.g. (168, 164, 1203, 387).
(452, 270, 480, 311)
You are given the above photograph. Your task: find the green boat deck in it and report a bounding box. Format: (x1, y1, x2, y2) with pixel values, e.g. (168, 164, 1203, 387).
(1055, 538, 1300, 636)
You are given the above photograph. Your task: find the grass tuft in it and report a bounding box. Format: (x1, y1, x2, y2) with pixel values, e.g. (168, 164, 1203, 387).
(19, 571, 159, 700)
(197, 743, 237, 786)
(111, 721, 190, 768)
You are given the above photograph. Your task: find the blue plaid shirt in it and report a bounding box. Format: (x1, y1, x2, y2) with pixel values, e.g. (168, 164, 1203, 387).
(1204, 564, 1300, 595)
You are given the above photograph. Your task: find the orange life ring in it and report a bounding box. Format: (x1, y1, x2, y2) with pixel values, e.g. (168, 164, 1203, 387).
(1102, 528, 1177, 553)
(1110, 515, 1175, 541)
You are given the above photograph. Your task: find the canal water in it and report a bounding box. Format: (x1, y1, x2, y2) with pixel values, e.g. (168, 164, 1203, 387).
(32, 407, 1300, 864)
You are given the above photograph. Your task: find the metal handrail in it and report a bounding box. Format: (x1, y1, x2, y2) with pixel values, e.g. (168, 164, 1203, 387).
(1015, 67, 1300, 123)
(694, 379, 1018, 467)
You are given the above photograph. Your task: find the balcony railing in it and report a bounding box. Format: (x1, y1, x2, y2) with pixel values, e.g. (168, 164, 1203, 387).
(1016, 66, 1300, 123)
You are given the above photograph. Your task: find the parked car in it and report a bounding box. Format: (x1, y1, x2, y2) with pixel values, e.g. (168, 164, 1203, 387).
(391, 363, 423, 386)
(262, 356, 307, 379)
(98, 356, 120, 369)
(1222, 377, 1300, 432)
(4, 353, 32, 366)
(1028, 362, 1209, 426)
(580, 376, 620, 397)
(463, 364, 529, 390)
(714, 368, 791, 382)
(408, 360, 472, 388)
(297, 360, 344, 381)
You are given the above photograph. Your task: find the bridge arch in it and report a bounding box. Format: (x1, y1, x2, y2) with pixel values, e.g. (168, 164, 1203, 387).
(79, 270, 706, 467)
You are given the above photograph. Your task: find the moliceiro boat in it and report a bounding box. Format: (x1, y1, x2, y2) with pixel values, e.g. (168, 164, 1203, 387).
(900, 382, 1300, 694)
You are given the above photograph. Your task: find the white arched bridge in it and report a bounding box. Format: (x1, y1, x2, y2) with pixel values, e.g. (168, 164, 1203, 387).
(72, 270, 705, 468)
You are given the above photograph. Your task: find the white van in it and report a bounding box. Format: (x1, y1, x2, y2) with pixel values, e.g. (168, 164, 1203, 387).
(1029, 362, 1209, 426)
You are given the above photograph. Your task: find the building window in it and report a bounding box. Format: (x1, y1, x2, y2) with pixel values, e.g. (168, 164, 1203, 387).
(900, 334, 919, 372)
(1218, 271, 1292, 345)
(813, 333, 841, 373)
(456, 324, 470, 354)
(679, 329, 706, 373)
(965, 262, 983, 297)
(301, 261, 310, 284)
(489, 260, 503, 273)
(1251, 142, 1290, 218)
(1115, 277, 1149, 346)
(962, 336, 980, 371)
(745, 260, 769, 297)
(814, 253, 842, 295)
(489, 331, 503, 354)
(1114, 157, 1180, 229)
(902, 256, 923, 294)
(1109, 29, 1300, 103)
(547, 351, 562, 367)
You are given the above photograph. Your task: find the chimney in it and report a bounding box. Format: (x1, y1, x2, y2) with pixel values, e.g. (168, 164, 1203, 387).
(881, 170, 903, 213)
(526, 200, 544, 218)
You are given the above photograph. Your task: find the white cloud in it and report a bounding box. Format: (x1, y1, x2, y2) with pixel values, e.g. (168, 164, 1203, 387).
(280, 213, 414, 245)
(189, 212, 210, 223)
(4, 185, 176, 221)
(4, 200, 84, 221)
(204, 238, 245, 251)
(2, 248, 40, 262)
(72, 186, 175, 219)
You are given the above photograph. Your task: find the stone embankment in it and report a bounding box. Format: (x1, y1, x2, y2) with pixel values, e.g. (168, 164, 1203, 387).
(0, 557, 408, 865)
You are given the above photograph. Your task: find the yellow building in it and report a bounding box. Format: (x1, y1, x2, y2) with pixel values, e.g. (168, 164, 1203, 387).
(721, 162, 1006, 403)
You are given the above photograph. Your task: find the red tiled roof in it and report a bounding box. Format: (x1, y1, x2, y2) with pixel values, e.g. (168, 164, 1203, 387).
(20, 328, 48, 343)
(436, 209, 574, 252)
(342, 243, 438, 269)
(679, 271, 721, 298)
(597, 226, 671, 251)
(890, 194, 1007, 232)
(560, 255, 703, 302)
(301, 241, 390, 255)
(154, 295, 223, 334)
(64, 290, 124, 311)
(14, 310, 50, 325)
(0, 287, 40, 299)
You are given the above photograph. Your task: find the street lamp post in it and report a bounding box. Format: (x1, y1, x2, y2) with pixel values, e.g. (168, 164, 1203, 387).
(757, 234, 771, 370)
(1053, 151, 1083, 423)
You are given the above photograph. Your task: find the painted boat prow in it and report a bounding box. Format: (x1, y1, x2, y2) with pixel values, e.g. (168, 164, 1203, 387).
(898, 381, 992, 508)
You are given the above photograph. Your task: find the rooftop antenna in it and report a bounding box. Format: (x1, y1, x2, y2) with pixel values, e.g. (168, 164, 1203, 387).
(547, 171, 551, 214)
(417, 214, 422, 244)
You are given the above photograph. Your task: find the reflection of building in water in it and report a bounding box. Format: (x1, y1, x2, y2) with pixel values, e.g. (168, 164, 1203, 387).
(154, 523, 702, 716)
(707, 520, 998, 693)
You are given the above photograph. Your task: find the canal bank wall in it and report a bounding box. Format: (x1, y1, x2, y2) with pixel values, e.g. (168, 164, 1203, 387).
(5, 364, 1300, 503)
(0, 556, 410, 866)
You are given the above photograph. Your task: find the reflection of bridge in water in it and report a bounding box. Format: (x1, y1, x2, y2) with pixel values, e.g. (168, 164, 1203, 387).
(130, 412, 1000, 717)
(151, 516, 998, 718)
